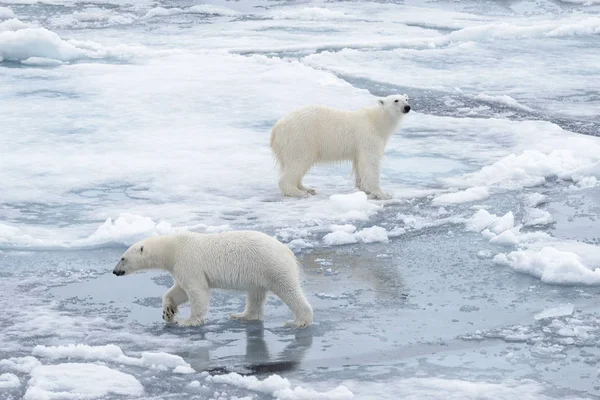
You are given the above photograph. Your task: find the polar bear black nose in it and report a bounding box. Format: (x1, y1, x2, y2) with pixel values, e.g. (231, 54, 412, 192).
(404, 105, 411, 113)
(113, 269, 125, 276)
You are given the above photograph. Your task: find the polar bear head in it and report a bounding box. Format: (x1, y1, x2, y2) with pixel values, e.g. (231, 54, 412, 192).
(113, 236, 168, 276)
(378, 94, 411, 116)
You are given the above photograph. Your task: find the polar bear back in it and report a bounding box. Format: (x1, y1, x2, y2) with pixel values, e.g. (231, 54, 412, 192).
(271, 105, 380, 163)
(171, 231, 300, 291)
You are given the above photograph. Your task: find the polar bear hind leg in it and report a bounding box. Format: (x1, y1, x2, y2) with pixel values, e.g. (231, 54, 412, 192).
(269, 285, 313, 328)
(278, 158, 315, 197)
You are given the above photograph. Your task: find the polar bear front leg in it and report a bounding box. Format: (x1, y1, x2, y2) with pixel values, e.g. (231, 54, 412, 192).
(177, 287, 211, 327)
(162, 283, 188, 323)
(357, 153, 392, 200)
(231, 288, 268, 321)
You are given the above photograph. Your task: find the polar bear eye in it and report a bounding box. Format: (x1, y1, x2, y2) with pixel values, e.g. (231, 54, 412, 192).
(140, 246, 144, 253)
(394, 100, 399, 103)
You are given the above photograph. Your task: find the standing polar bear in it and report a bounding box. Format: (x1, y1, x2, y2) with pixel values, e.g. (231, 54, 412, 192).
(112, 231, 313, 328)
(270, 94, 411, 199)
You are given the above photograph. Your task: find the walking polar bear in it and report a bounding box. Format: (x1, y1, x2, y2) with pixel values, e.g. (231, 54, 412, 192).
(270, 94, 411, 200)
(112, 231, 313, 328)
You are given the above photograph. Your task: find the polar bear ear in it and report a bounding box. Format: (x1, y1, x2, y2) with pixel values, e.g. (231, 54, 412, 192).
(378, 99, 385, 106)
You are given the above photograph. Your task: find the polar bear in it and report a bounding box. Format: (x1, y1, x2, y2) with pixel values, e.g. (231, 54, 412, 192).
(270, 94, 411, 200)
(112, 231, 313, 328)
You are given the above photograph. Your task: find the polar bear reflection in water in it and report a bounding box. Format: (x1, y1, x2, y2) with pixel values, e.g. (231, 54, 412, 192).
(113, 231, 313, 328)
(271, 94, 411, 199)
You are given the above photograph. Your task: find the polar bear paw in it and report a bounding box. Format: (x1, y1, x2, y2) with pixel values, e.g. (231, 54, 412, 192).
(284, 319, 311, 329)
(300, 186, 316, 195)
(231, 312, 262, 321)
(371, 191, 393, 200)
(176, 318, 205, 327)
(162, 304, 178, 323)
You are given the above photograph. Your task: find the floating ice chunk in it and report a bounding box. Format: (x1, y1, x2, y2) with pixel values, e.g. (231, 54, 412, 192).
(0, 7, 14, 19)
(491, 212, 514, 234)
(569, 176, 599, 190)
(323, 225, 388, 246)
(173, 365, 196, 374)
(0, 26, 88, 62)
(287, 239, 314, 251)
(489, 230, 519, 246)
(329, 224, 357, 234)
(328, 192, 382, 221)
(0, 22, 148, 63)
(21, 56, 64, 66)
(143, 5, 239, 19)
(534, 304, 574, 320)
(431, 187, 489, 205)
(271, 7, 356, 21)
(72, 214, 172, 247)
(494, 246, 600, 285)
(0, 357, 41, 373)
(207, 372, 353, 399)
(188, 5, 239, 16)
(466, 209, 499, 232)
(323, 230, 358, 246)
(0, 373, 19, 389)
(0, 224, 64, 248)
(32, 344, 191, 370)
(525, 193, 547, 208)
(388, 227, 406, 237)
(24, 363, 143, 399)
(475, 93, 534, 112)
(477, 250, 493, 259)
(143, 7, 184, 19)
(0, 18, 29, 32)
(355, 226, 389, 244)
(523, 208, 554, 227)
(445, 150, 588, 190)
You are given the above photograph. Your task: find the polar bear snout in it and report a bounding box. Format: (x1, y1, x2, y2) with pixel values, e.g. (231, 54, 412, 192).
(113, 259, 126, 276)
(403, 105, 411, 113)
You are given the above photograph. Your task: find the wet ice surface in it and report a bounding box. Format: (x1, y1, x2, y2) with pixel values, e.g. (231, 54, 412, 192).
(2, 0, 600, 398)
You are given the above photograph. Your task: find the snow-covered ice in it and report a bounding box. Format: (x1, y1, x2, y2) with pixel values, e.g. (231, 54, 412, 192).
(2, 0, 600, 398)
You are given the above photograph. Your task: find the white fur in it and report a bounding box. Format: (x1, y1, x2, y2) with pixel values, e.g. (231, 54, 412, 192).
(270, 94, 411, 199)
(113, 231, 313, 328)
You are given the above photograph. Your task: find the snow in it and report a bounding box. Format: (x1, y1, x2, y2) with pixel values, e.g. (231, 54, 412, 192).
(431, 187, 489, 205)
(494, 246, 600, 285)
(24, 363, 144, 399)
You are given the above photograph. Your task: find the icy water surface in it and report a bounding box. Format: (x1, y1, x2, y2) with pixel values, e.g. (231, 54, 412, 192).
(1, 0, 600, 399)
